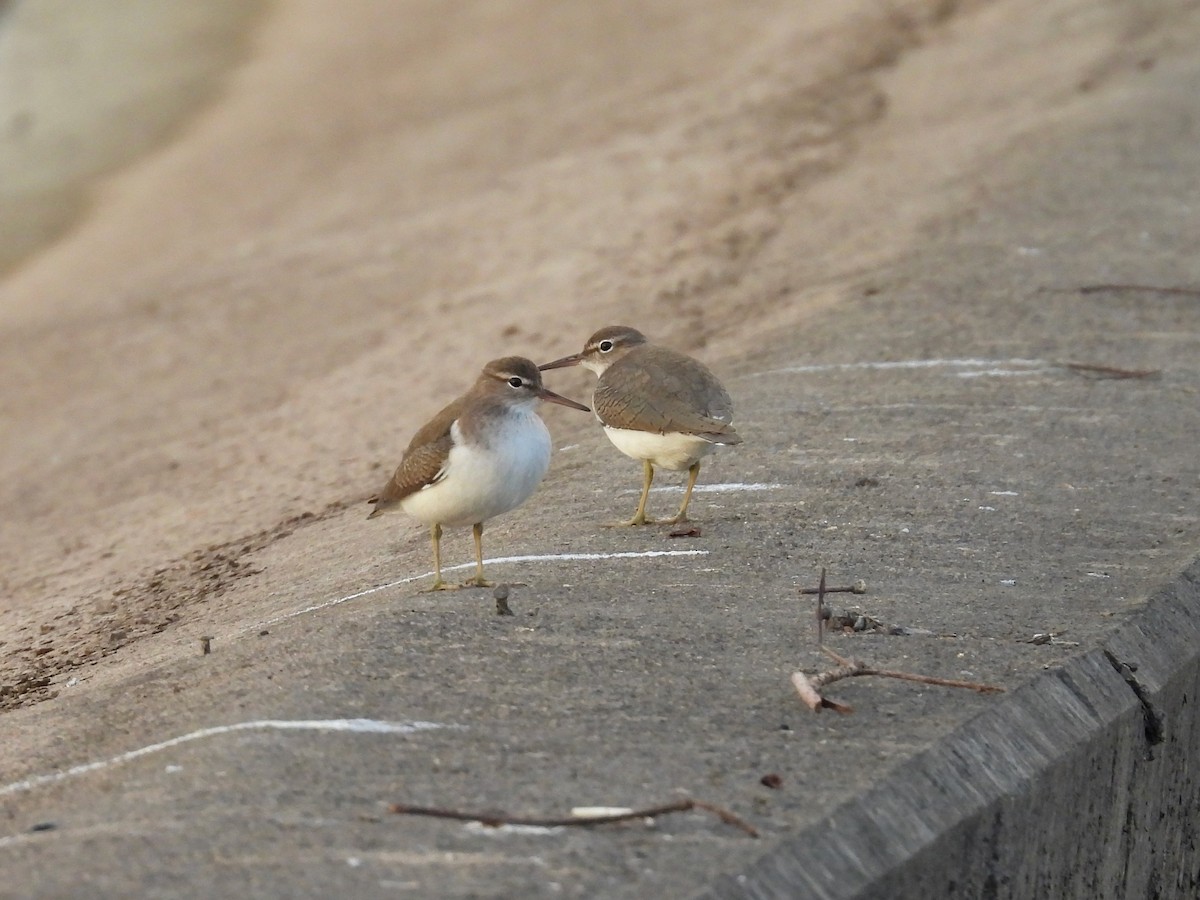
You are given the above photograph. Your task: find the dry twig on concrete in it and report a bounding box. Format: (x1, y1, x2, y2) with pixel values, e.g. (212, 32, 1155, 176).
(793, 572, 1005, 713)
(1077, 283, 1200, 299)
(1059, 361, 1161, 380)
(799, 578, 866, 595)
(388, 797, 758, 837)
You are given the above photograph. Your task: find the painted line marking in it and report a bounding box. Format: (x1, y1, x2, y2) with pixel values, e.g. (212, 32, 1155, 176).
(748, 358, 1050, 378)
(0, 719, 450, 799)
(955, 368, 1051, 378)
(620, 482, 784, 495)
(252, 549, 710, 631)
(465, 822, 563, 836)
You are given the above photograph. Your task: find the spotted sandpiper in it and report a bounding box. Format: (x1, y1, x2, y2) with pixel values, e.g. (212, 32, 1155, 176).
(368, 356, 589, 590)
(539, 326, 741, 526)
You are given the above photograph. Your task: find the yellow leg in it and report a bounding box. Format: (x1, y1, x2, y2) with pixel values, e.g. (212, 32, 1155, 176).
(422, 523, 457, 592)
(461, 522, 495, 588)
(665, 462, 701, 525)
(608, 459, 656, 527)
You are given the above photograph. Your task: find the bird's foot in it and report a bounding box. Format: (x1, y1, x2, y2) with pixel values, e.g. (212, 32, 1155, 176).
(460, 576, 496, 589)
(420, 579, 462, 593)
(604, 515, 657, 527)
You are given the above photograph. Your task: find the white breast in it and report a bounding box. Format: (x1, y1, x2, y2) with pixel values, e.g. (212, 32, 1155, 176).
(401, 412, 553, 526)
(602, 426, 717, 471)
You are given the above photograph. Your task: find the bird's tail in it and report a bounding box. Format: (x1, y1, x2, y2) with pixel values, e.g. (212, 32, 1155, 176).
(700, 426, 742, 445)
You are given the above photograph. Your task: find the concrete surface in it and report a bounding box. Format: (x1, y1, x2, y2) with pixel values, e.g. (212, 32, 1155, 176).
(703, 562, 1200, 899)
(2, 2, 1199, 898)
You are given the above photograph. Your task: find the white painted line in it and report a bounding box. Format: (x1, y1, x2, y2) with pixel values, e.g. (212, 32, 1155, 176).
(749, 358, 1048, 378)
(252, 549, 710, 631)
(956, 368, 1051, 378)
(464, 821, 563, 836)
(0, 719, 449, 799)
(572, 806, 634, 818)
(989, 491, 1019, 496)
(821, 403, 1088, 414)
(621, 482, 784, 495)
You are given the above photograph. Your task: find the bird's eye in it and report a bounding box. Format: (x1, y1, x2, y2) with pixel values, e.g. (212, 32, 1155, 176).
(508, 376, 524, 388)
(599, 340, 614, 352)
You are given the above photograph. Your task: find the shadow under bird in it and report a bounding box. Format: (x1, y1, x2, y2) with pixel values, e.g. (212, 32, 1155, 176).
(539, 325, 741, 526)
(368, 356, 589, 590)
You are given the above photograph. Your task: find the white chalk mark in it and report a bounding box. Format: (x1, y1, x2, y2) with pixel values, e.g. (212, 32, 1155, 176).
(0, 719, 449, 799)
(621, 482, 783, 495)
(821, 403, 1089, 414)
(253, 549, 710, 631)
(956, 368, 1051, 378)
(989, 491, 1019, 496)
(464, 822, 563, 836)
(749, 358, 1048, 378)
(572, 806, 635, 818)
(1087, 572, 1112, 579)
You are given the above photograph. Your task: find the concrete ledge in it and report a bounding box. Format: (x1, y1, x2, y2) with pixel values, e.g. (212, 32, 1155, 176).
(702, 560, 1200, 899)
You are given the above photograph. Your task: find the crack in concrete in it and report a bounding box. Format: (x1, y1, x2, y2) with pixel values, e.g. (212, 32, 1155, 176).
(1102, 649, 1165, 755)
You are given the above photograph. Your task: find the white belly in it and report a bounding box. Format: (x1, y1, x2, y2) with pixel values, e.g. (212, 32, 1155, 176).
(401, 413, 552, 526)
(602, 426, 716, 471)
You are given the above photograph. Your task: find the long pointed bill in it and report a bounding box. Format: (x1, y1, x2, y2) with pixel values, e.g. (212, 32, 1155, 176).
(538, 354, 583, 371)
(538, 386, 590, 412)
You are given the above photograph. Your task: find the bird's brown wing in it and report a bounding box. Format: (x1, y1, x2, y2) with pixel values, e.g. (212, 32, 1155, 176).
(592, 347, 741, 443)
(367, 397, 464, 518)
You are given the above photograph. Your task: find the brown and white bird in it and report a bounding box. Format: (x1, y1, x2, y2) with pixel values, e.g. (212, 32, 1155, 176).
(368, 356, 589, 590)
(539, 326, 741, 526)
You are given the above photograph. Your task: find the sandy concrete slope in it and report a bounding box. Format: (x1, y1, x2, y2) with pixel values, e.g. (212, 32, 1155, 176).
(1, 0, 1199, 896)
(3, 0, 1192, 706)
(0, 0, 264, 274)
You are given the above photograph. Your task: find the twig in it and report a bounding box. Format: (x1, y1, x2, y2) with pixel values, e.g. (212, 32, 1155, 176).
(792, 645, 1004, 713)
(1058, 361, 1160, 380)
(387, 798, 759, 838)
(1077, 283, 1200, 298)
(1019, 631, 1080, 647)
(800, 579, 866, 595)
(790, 671, 853, 713)
(815, 567, 826, 647)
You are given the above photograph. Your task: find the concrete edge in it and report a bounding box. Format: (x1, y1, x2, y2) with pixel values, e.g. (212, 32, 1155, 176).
(698, 558, 1200, 899)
